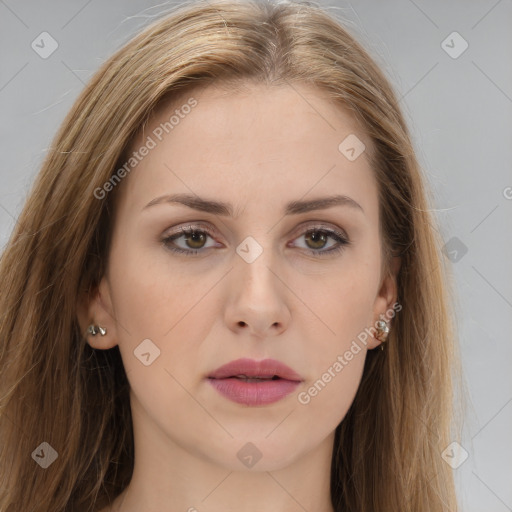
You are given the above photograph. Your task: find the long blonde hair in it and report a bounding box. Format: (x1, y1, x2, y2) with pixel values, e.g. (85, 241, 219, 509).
(0, 0, 461, 510)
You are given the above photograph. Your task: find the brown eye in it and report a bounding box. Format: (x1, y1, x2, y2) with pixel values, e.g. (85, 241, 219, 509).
(291, 227, 350, 257)
(181, 230, 207, 249)
(162, 226, 219, 255)
(304, 230, 330, 250)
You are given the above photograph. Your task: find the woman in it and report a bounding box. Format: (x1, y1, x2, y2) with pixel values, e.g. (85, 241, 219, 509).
(0, 0, 461, 510)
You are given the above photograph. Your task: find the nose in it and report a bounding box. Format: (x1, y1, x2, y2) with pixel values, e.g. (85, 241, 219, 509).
(224, 246, 291, 338)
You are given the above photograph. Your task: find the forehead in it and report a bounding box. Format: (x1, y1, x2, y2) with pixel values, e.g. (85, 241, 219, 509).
(116, 81, 378, 221)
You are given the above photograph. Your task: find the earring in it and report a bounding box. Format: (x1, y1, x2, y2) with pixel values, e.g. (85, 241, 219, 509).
(375, 319, 390, 350)
(87, 324, 107, 336)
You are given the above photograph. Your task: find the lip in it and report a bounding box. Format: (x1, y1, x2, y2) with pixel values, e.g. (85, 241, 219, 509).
(207, 358, 303, 406)
(208, 358, 303, 381)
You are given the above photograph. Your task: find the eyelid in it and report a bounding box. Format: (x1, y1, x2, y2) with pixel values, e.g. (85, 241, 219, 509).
(162, 223, 217, 241)
(289, 221, 348, 240)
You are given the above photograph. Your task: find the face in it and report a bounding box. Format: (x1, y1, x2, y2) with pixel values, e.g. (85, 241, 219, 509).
(81, 82, 398, 471)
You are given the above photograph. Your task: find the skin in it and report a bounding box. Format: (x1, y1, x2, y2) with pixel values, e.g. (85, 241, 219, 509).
(78, 81, 400, 512)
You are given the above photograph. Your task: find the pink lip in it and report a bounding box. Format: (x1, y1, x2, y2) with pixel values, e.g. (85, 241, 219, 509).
(207, 358, 303, 406)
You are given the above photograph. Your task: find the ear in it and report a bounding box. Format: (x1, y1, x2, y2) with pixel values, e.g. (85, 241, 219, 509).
(76, 276, 119, 349)
(368, 255, 401, 350)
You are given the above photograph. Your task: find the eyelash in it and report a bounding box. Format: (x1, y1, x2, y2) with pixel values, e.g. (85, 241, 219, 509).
(161, 224, 350, 257)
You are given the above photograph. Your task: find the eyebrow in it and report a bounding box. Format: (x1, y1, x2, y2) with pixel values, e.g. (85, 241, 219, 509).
(142, 193, 364, 216)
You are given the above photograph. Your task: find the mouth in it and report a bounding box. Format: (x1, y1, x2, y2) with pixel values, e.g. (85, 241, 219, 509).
(209, 375, 289, 385)
(210, 374, 286, 380)
(207, 358, 303, 382)
(206, 358, 303, 406)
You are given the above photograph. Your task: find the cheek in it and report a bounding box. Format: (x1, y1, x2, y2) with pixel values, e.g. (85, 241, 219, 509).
(107, 242, 225, 384)
(109, 239, 217, 336)
(293, 251, 380, 404)
(298, 285, 370, 387)
(304, 256, 380, 349)
(107, 250, 220, 427)
(297, 347, 366, 430)
(291, 273, 374, 432)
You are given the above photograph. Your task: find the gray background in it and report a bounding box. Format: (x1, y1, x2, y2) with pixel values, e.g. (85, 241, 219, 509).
(1, 0, 511, 509)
